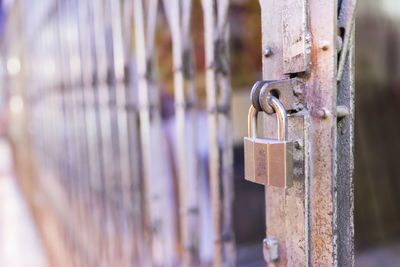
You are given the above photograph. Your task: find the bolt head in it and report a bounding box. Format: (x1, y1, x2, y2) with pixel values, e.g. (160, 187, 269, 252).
(294, 141, 302, 150)
(320, 40, 330, 51)
(317, 107, 330, 119)
(263, 46, 272, 57)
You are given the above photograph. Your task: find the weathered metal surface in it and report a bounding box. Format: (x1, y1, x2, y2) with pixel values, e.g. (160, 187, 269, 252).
(258, 0, 310, 75)
(259, 0, 284, 80)
(261, 79, 304, 114)
(263, 113, 307, 266)
(337, 0, 358, 81)
(335, 28, 355, 267)
(306, 0, 338, 265)
(260, 0, 354, 264)
(251, 79, 304, 114)
(282, 0, 310, 73)
(259, 0, 307, 265)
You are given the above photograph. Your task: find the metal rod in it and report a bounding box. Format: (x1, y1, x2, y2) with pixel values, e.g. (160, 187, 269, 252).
(215, 1, 236, 264)
(163, 0, 200, 264)
(201, 0, 223, 265)
(133, 0, 161, 264)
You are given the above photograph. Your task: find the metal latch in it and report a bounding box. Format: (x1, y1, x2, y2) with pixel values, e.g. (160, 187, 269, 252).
(250, 78, 304, 114)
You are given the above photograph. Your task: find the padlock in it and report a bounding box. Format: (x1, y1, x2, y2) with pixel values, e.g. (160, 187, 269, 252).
(244, 96, 293, 188)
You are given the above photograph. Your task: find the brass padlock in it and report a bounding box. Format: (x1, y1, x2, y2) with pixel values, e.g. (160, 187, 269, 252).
(244, 96, 293, 188)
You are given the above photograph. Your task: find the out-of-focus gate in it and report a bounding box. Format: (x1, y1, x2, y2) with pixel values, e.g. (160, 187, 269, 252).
(5, 0, 234, 266)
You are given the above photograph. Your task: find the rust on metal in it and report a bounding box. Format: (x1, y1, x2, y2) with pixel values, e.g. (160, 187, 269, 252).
(282, 0, 310, 73)
(259, 0, 308, 265)
(260, 0, 354, 264)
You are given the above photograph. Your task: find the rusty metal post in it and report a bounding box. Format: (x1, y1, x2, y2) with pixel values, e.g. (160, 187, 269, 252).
(259, 0, 355, 266)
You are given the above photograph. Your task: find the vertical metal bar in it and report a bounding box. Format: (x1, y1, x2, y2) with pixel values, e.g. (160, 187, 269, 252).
(165, 0, 190, 263)
(121, 0, 144, 264)
(103, 3, 124, 255)
(181, 1, 201, 263)
(92, 0, 119, 264)
(259, 0, 309, 266)
(103, 0, 124, 264)
(181, 0, 201, 264)
(335, 21, 355, 267)
(76, 0, 103, 264)
(69, 2, 94, 264)
(143, 1, 172, 261)
(106, 0, 134, 264)
(80, 1, 109, 264)
(133, 0, 154, 264)
(61, 0, 85, 263)
(55, 2, 77, 264)
(307, 0, 337, 265)
(201, 0, 234, 265)
(163, 0, 200, 264)
(122, 0, 143, 264)
(65, 1, 91, 263)
(201, 0, 222, 265)
(134, 0, 174, 265)
(215, 1, 235, 265)
(85, 0, 109, 264)
(43, 16, 70, 263)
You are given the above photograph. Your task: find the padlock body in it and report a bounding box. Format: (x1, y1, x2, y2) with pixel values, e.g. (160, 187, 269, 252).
(244, 137, 269, 185)
(244, 137, 293, 188)
(268, 141, 293, 188)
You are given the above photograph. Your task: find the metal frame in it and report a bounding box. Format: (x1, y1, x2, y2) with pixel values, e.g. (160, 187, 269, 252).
(259, 0, 356, 265)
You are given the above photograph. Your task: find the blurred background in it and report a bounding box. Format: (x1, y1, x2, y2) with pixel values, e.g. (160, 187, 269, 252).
(0, 0, 399, 266)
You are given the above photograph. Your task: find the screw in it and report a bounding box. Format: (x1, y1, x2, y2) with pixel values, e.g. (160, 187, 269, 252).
(294, 141, 302, 150)
(321, 40, 330, 51)
(317, 107, 330, 119)
(336, 105, 349, 119)
(263, 46, 272, 57)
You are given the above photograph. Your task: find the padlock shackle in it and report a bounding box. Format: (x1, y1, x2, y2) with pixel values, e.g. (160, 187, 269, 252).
(247, 96, 287, 141)
(267, 96, 288, 141)
(248, 105, 258, 138)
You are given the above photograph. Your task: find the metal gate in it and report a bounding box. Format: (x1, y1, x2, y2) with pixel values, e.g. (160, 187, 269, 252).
(5, 0, 234, 266)
(3, 0, 355, 266)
